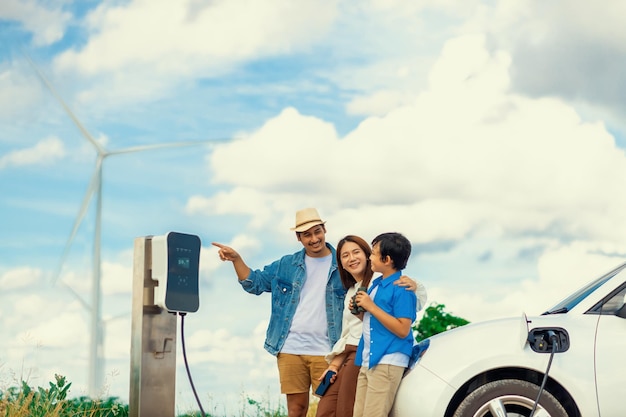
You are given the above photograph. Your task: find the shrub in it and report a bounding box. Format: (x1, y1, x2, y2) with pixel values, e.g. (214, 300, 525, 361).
(0, 374, 128, 417)
(413, 303, 470, 342)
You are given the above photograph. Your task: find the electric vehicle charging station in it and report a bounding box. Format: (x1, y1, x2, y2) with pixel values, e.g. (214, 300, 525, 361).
(152, 232, 201, 313)
(129, 232, 201, 417)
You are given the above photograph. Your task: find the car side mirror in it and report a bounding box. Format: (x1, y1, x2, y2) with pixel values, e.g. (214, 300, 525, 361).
(614, 293, 626, 318)
(615, 304, 626, 318)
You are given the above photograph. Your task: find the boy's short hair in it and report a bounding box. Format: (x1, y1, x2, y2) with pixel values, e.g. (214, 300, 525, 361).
(371, 232, 411, 270)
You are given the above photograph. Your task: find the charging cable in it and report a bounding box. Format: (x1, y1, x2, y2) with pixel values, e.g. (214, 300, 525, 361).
(529, 331, 559, 417)
(179, 312, 206, 417)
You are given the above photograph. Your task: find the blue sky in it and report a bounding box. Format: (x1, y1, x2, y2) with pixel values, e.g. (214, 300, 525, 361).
(2, 0, 626, 413)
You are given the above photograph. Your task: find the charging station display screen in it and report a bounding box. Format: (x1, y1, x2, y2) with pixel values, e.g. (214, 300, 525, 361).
(165, 232, 201, 313)
(177, 257, 190, 269)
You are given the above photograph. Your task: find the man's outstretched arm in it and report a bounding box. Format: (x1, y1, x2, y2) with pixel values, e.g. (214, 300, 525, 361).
(212, 242, 251, 281)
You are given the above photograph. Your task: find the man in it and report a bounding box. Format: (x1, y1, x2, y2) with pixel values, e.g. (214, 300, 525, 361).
(212, 208, 346, 417)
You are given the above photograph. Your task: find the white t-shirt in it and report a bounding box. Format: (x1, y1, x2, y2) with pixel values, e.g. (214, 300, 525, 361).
(281, 254, 332, 355)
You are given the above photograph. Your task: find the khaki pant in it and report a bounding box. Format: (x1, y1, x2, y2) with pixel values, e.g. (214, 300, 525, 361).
(352, 364, 404, 417)
(277, 352, 329, 394)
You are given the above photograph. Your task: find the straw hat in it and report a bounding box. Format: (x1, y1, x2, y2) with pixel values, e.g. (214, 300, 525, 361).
(291, 208, 326, 232)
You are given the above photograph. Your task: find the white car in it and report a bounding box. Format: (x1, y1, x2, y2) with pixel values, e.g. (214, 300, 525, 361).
(392, 262, 626, 417)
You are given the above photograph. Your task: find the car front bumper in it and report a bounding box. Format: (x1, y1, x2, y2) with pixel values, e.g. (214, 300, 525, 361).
(391, 363, 456, 417)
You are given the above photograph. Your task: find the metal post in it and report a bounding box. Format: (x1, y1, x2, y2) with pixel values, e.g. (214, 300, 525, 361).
(129, 236, 177, 417)
(89, 159, 104, 396)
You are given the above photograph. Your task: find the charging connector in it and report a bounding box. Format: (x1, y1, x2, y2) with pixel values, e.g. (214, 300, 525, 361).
(528, 327, 569, 353)
(527, 327, 568, 416)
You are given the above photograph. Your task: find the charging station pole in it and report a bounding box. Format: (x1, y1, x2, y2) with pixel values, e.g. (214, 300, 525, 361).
(129, 236, 177, 417)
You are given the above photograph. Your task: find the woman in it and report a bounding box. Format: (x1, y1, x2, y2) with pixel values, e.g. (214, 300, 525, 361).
(315, 235, 427, 417)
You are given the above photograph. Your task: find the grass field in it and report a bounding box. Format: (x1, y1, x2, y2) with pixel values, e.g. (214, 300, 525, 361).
(0, 374, 325, 417)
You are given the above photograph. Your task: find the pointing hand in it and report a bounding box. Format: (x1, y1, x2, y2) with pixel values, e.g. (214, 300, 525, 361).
(212, 242, 241, 262)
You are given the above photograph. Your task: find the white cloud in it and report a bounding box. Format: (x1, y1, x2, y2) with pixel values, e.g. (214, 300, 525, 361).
(101, 260, 132, 296)
(200, 236, 262, 277)
(8, 292, 82, 329)
(199, 35, 626, 249)
(346, 89, 415, 117)
(103, 317, 130, 360)
(15, 311, 87, 349)
(0, 66, 43, 122)
(210, 107, 339, 188)
(368, 0, 483, 18)
(0, 137, 65, 169)
(199, 244, 223, 275)
(58, 269, 91, 295)
(438, 240, 626, 323)
(489, 0, 626, 51)
(200, 234, 262, 278)
(0, 0, 71, 46)
(186, 328, 258, 364)
(187, 188, 271, 220)
(0, 267, 42, 290)
(472, 0, 626, 136)
(536, 241, 626, 297)
(52, 0, 338, 103)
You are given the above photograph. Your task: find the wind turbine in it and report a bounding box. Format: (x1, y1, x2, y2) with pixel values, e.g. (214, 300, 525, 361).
(26, 54, 232, 396)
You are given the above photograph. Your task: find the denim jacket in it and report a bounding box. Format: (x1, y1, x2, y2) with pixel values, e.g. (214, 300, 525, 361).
(239, 243, 346, 356)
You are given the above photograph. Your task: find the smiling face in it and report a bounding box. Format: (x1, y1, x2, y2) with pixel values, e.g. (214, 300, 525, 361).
(340, 241, 369, 281)
(370, 242, 387, 274)
(297, 224, 330, 257)
(336, 235, 374, 289)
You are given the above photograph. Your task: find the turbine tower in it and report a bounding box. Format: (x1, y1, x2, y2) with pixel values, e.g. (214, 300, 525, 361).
(26, 54, 231, 395)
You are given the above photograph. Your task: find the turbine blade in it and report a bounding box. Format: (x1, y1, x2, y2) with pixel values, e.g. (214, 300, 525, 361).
(51, 159, 102, 285)
(60, 280, 91, 311)
(23, 51, 104, 154)
(107, 137, 237, 156)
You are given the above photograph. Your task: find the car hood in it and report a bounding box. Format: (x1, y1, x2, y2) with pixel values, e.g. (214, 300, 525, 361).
(413, 312, 557, 388)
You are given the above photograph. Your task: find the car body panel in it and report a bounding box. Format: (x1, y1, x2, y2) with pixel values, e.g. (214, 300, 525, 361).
(392, 262, 626, 417)
(595, 314, 626, 415)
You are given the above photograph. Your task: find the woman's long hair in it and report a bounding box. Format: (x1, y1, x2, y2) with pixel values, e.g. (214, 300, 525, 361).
(336, 235, 374, 290)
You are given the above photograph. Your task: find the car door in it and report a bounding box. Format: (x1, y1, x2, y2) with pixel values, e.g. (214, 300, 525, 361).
(593, 284, 626, 416)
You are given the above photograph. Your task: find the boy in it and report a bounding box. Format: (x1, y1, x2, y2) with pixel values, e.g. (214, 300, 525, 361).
(351, 232, 417, 417)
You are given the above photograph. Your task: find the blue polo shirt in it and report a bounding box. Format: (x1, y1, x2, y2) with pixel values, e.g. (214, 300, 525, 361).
(355, 271, 417, 368)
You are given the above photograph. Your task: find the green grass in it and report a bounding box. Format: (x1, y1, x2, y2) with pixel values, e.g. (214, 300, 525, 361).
(0, 374, 127, 416)
(0, 374, 292, 417)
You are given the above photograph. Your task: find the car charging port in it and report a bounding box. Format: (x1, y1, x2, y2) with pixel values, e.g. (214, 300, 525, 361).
(528, 327, 569, 353)
(526, 327, 570, 416)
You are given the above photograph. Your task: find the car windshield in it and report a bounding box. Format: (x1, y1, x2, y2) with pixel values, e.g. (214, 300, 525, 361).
(542, 262, 626, 315)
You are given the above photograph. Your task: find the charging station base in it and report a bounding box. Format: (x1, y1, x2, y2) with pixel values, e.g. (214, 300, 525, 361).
(129, 236, 177, 417)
